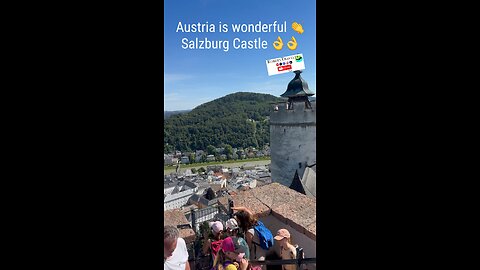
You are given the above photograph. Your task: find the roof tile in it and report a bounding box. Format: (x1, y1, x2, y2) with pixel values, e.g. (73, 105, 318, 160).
(164, 209, 196, 243)
(220, 183, 316, 241)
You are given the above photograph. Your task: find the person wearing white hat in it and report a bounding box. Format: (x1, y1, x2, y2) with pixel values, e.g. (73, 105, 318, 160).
(225, 218, 250, 260)
(202, 221, 225, 263)
(226, 218, 239, 231)
(210, 221, 224, 235)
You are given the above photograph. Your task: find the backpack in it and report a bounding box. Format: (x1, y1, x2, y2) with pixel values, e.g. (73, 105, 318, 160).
(236, 237, 250, 260)
(253, 221, 274, 250)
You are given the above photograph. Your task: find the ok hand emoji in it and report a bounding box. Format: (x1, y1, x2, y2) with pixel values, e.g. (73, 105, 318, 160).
(287, 36, 297, 50)
(273, 36, 283, 50)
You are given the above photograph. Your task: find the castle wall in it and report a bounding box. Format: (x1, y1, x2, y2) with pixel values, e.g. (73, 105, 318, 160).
(270, 101, 316, 187)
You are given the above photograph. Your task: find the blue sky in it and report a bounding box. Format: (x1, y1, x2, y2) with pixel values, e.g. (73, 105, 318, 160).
(164, 0, 316, 111)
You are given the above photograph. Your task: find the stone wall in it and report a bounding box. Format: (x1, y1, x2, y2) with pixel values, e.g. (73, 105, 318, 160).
(270, 101, 316, 187)
(218, 183, 316, 264)
(261, 215, 316, 270)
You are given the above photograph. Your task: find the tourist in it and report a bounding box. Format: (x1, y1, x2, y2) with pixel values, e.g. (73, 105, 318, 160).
(274, 229, 297, 270)
(202, 221, 225, 262)
(225, 218, 250, 260)
(164, 225, 191, 270)
(232, 206, 274, 269)
(212, 236, 249, 270)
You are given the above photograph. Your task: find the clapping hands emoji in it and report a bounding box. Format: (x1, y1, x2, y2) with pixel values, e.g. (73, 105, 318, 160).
(292, 22, 304, 34)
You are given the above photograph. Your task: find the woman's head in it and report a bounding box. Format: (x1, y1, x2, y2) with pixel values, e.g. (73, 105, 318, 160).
(209, 221, 224, 239)
(234, 210, 257, 232)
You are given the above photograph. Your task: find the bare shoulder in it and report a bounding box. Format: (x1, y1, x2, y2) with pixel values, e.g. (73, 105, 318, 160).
(288, 245, 297, 258)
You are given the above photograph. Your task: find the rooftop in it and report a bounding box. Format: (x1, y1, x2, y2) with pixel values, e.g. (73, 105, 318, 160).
(189, 193, 218, 207)
(164, 209, 196, 243)
(280, 70, 315, 98)
(218, 182, 316, 240)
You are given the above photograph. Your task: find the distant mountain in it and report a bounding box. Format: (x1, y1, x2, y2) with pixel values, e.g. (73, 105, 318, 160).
(164, 92, 283, 153)
(164, 110, 191, 119)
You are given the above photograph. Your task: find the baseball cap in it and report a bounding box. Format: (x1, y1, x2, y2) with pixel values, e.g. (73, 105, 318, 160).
(273, 229, 291, 240)
(225, 218, 239, 231)
(209, 221, 224, 234)
(221, 237, 246, 254)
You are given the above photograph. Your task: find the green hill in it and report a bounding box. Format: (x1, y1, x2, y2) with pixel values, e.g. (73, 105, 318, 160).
(164, 92, 283, 153)
(164, 110, 191, 119)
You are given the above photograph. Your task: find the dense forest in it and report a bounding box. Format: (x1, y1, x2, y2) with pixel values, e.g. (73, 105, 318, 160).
(164, 110, 191, 119)
(164, 92, 283, 153)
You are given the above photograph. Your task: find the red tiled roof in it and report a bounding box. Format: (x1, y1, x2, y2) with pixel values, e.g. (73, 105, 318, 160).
(218, 183, 316, 241)
(164, 209, 196, 243)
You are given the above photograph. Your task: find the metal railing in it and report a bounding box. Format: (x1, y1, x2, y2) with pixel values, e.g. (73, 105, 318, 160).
(248, 247, 316, 270)
(184, 202, 232, 270)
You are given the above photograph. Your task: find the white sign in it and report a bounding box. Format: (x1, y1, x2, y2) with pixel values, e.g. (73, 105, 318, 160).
(265, 53, 305, 76)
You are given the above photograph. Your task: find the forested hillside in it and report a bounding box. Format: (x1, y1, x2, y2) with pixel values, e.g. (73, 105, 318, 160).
(164, 110, 191, 119)
(164, 92, 283, 153)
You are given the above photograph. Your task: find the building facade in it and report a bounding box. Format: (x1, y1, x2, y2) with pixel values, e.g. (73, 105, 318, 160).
(164, 181, 198, 210)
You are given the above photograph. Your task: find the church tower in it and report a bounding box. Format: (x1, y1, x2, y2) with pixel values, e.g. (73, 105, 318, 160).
(270, 70, 316, 188)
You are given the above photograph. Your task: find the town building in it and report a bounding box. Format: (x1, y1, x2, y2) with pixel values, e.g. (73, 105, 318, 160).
(164, 180, 198, 210)
(180, 156, 190, 164)
(164, 154, 174, 165)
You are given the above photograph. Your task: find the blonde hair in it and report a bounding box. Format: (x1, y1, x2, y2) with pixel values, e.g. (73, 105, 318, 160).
(214, 249, 249, 270)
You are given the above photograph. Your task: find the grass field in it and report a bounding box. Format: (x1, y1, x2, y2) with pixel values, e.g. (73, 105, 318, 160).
(164, 157, 271, 175)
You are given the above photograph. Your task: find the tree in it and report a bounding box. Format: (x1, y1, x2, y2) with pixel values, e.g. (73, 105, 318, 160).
(207, 145, 216, 155)
(224, 144, 233, 156)
(163, 92, 282, 152)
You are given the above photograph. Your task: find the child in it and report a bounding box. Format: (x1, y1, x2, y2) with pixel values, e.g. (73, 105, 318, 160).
(203, 221, 225, 263)
(273, 229, 297, 270)
(212, 236, 249, 270)
(225, 218, 250, 260)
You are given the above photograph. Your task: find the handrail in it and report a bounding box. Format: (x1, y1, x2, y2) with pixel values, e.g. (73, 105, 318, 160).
(188, 258, 317, 269)
(248, 258, 316, 265)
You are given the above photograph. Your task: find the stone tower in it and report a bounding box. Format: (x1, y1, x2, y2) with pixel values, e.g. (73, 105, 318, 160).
(270, 70, 316, 187)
